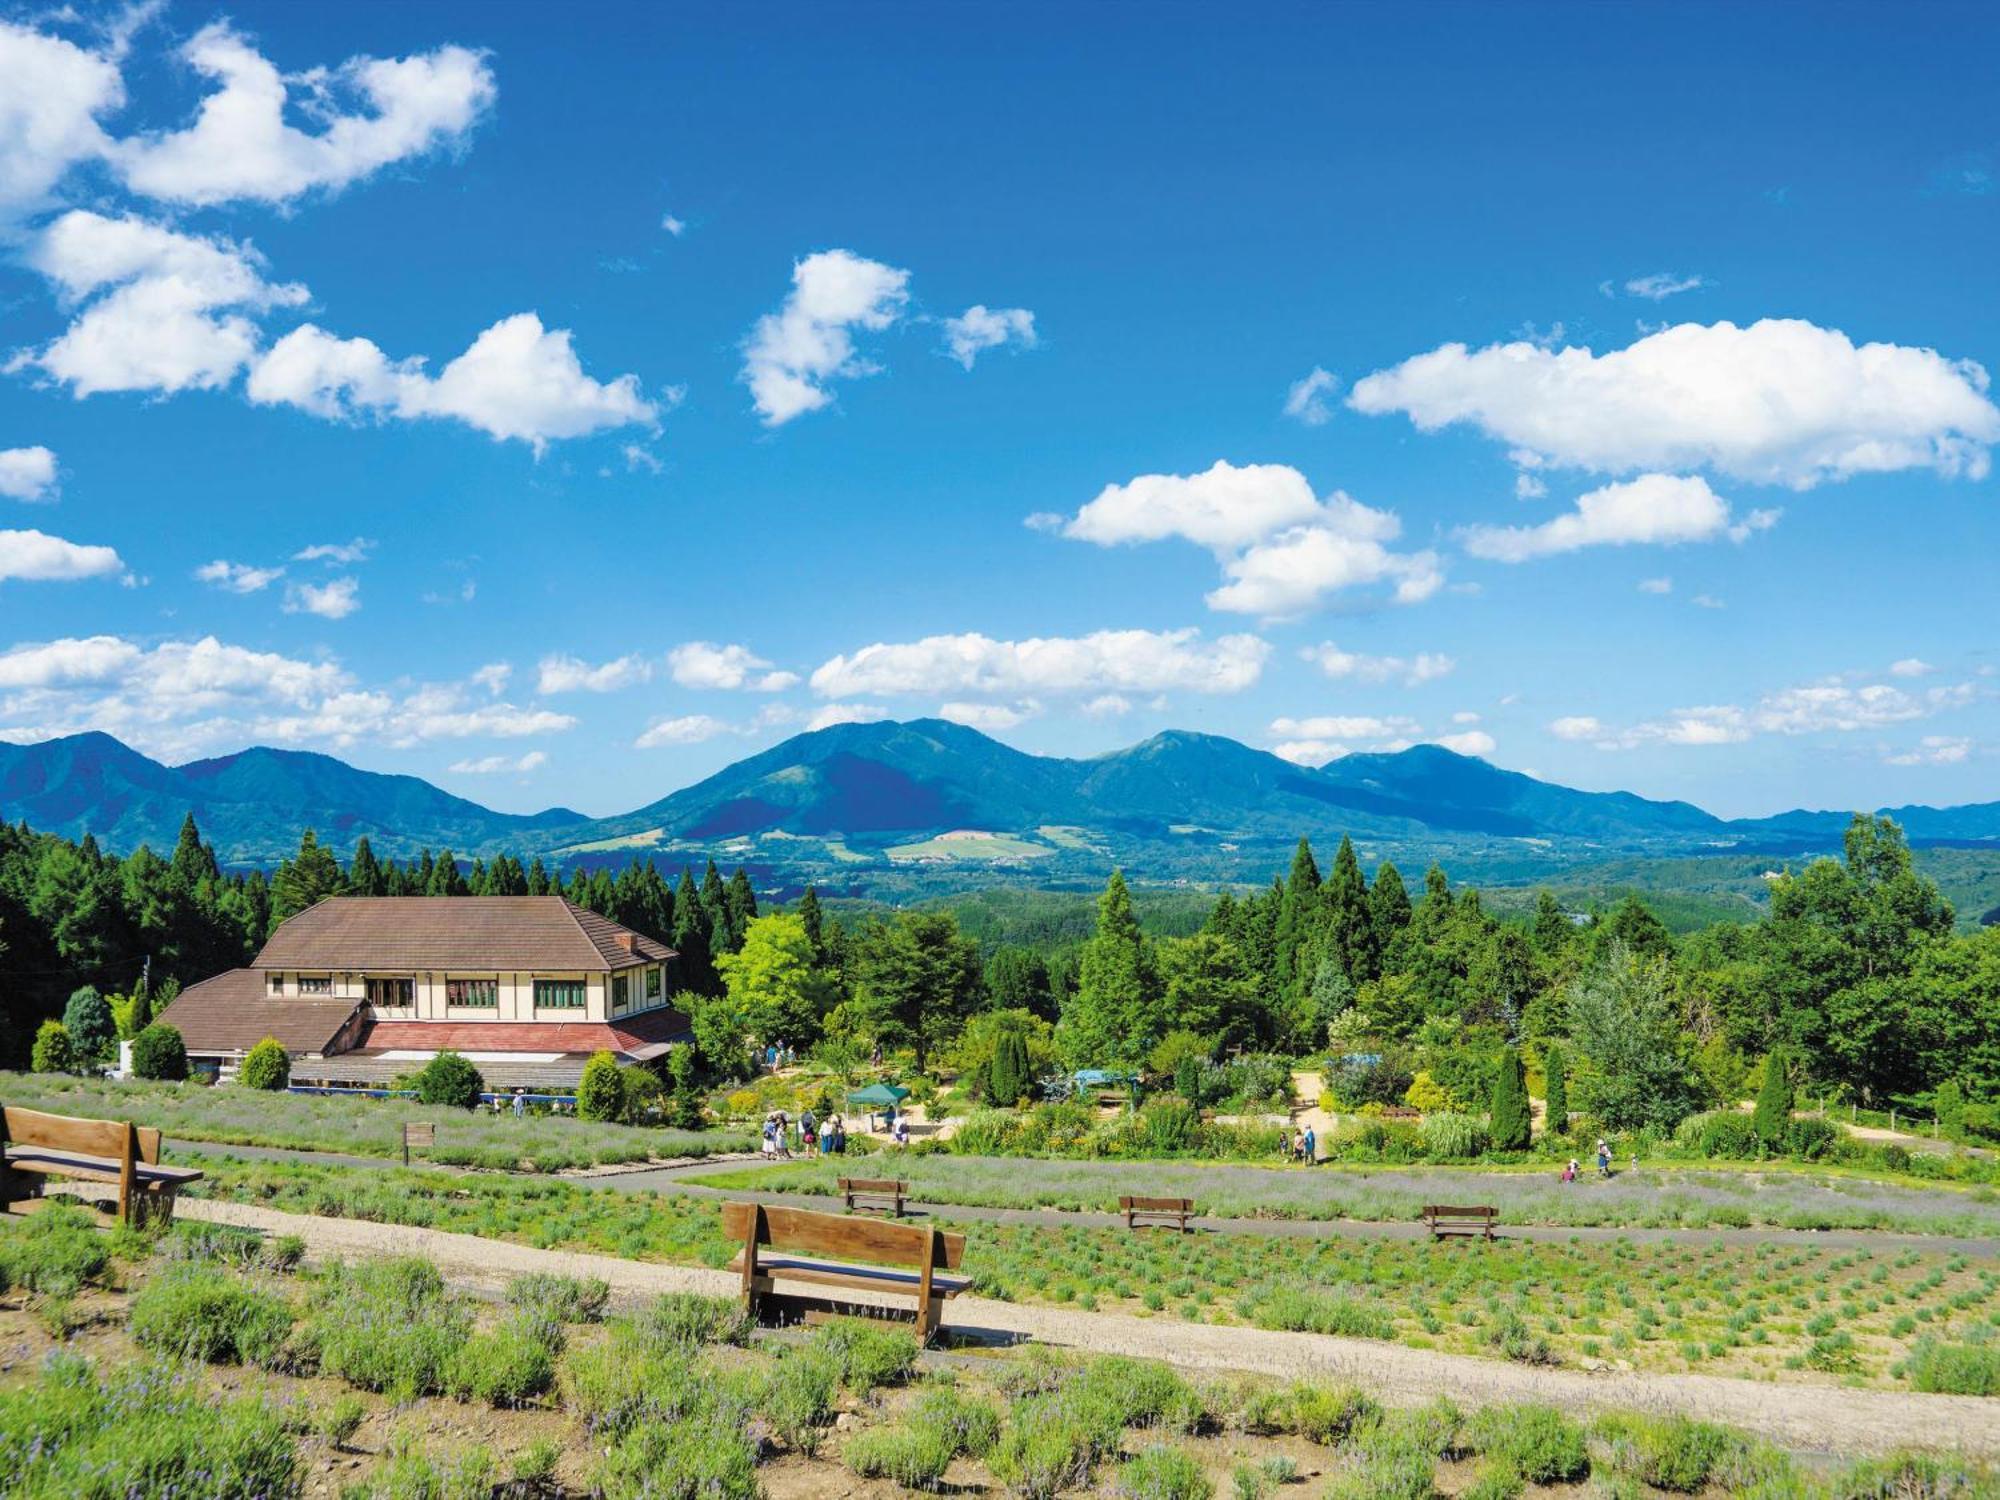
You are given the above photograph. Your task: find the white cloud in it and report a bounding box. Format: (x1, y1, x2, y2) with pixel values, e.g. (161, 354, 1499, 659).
(667, 641, 797, 692)
(249, 313, 656, 450)
(1271, 714, 1420, 743)
(937, 700, 1036, 731)
(0, 528, 123, 583)
(1210, 522, 1443, 617)
(1513, 471, 1547, 499)
(811, 628, 1268, 700)
(1889, 657, 1934, 678)
(1555, 676, 1976, 751)
(634, 714, 732, 748)
(1623, 272, 1706, 301)
(195, 559, 283, 593)
(283, 576, 359, 619)
(293, 537, 373, 564)
(741, 250, 910, 424)
(470, 662, 510, 695)
(1435, 729, 1496, 756)
(110, 22, 494, 207)
(622, 443, 663, 475)
(21, 210, 306, 396)
(805, 703, 888, 732)
(1299, 641, 1455, 686)
(0, 20, 121, 224)
(1461, 474, 1777, 562)
(1691, 593, 1725, 609)
(448, 749, 546, 774)
(0, 447, 59, 502)
(537, 652, 652, 694)
(0, 635, 142, 689)
(1884, 735, 1972, 767)
(1272, 740, 1343, 767)
(661, 213, 686, 236)
(1283, 366, 1340, 426)
(1549, 716, 1605, 742)
(1350, 318, 2000, 489)
(1452, 711, 1482, 724)
(1638, 576, 1673, 594)
(1082, 694, 1133, 718)
(941, 305, 1036, 369)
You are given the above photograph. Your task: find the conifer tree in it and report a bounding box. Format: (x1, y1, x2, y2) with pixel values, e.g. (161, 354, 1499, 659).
(1531, 889, 1572, 956)
(1062, 870, 1153, 1067)
(1543, 1042, 1569, 1135)
(1752, 1046, 1794, 1149)
(798, 883, 825, 961)
(271, 829, 345, 924)
(1274, 839, 1322, 1001)
(349, 837, 386, 896)
(672, 869, 718, 995)
(526, 857, 552, 896)
(1368, 860, 1412, 957)
(724, 868, 757, 951)
(1489, 1045, 1531, 1151)
(1326, 834, 1378, 982)
(170, 813, 218, 886)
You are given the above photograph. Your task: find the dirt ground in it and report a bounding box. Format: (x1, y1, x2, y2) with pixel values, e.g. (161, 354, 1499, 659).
(175, 1196, 2000, 1461)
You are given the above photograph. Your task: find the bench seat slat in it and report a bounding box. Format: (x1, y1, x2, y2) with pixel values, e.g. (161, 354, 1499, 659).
(4, 1147, 203, 1186)
(728, 1251, 970, 1296)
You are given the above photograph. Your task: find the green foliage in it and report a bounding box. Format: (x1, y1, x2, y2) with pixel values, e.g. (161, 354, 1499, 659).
(1286, 1383, 1381, 1444)
(127, 1263, 294, 1367)
(1488, 1046, 1530, 1151)
(988, 1019, 1033, 1107)
(1467, 1405, 1589, 1483)
(0, 1202, 110, 1296)
(240, 1035, 291, 1090)
(412, 1049, 483, 1108)
(1675, 1109, 1761, 1159)
(844, 1420, 957, 1487)
(1542, 1043, 1569, 1135)
(1240, 1284, 1396, 1340)
(442, 1314, 558, 1407)
(594, 1405, 760, 1500)
(109, 988, 151, 1041)
(1566, 945, 1707, 1131)
(1064, 870, 1154, 1067)
(0, 1354, 300, 1500)
(1752, 1047, 1794, 1148)
(635, 1290, 751, 1348)
(507, 1271, 610, 1324)
(319, 1392, 367, 1448)
(346, 1435, 498, 1500)
(811, 1315, 921, 1391)
(1111, 1444, 1215, 1500)
(576, 1049, 628, 1121)
(1906, 1338, 2000, 1395)
(130, 1021, 187, 1080)
(1598, 1413, 1732, 1493)
(61, 986, 115, 1060)
(29, 1019, 74, 1074)
(301, 1255, 472, 1401)
(1418, 1111, 1489, 1161)
(716, 912, 837, 1052)
(1934, 1078, 1966, 1132)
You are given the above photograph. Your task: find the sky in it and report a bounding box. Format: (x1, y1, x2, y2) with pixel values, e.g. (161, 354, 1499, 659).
(0, 0, 1996, 821)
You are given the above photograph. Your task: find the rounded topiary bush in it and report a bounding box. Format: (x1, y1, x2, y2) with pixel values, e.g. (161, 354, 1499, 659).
(239, 1036, 291, 1091)
(131, 1023, 188, 1081)
(30, 1019, 75, 1074)
(414, 1049, 484, 1109)
(576, 1050, 627, 1122)
(62, 986, 116, 1062)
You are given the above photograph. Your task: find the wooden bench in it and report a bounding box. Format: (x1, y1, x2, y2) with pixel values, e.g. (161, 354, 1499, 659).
(1, 1106, 205, 1227)
(723, 1201, 968, 1342)
(1120, 1194, 1195, 1232)
(839, 1177, 908, 1216)
(1422, 1204, 1498, 1241)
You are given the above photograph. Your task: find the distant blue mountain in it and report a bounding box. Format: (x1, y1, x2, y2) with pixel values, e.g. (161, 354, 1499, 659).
(0, 720, 1990, 873)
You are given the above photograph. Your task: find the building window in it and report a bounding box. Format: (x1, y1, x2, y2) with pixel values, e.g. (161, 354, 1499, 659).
(365, 977, 413, 1007)
(299, 976, 332, 996)
(446, 978, 497, 1008)
(645, 966, 662, 1000)
(611, 974, 629, 1011)
(534, 979, 586, 1010)
(268, 973, 283, 996)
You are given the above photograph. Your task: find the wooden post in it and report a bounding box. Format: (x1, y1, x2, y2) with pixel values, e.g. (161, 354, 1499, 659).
(916, 1226, 939, 1343)
(116, 1122, 137, 1225)
(740, 1203, 765, 1325)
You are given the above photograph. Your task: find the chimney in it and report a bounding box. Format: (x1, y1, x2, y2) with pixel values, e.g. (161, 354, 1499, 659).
(617, 932, 638, 954)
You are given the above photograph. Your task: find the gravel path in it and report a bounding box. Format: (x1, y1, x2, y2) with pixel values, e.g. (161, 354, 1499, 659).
(177, 1196, 2000, 1460)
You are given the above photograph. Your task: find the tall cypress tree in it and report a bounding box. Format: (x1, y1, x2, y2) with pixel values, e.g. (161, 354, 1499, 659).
(1531, 890, 1572, 957)
(348, 837, 386, 896)
(1752, 1047, 1793, 1149)
(1325, 834, 1378, 982)
(724, 868, 758, 951)
(1274, 839, 1322, 1001)
(1063, 870, 1152, 1067)
(672, 868, 718, 995)
(1489, 1045, 1530, 1151)
(1368, 860, 1413, 958)
(797, 884, 825, 961)
(1543, 1043, 1569, 1136)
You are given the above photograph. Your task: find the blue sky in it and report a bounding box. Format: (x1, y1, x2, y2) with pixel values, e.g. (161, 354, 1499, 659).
(1, 0, 1995, 820)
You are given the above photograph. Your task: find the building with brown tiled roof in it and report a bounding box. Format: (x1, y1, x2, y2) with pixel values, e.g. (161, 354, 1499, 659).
(156, 896, 686, 1092)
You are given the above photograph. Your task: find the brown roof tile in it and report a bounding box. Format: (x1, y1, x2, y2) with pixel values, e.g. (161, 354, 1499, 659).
(156, 969, 362, 1056)
(252, 897, 675, 973)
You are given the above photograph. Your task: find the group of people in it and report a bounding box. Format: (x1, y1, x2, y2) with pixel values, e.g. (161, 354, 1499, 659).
(761, 1108, 853, 1158)
(1277, 1125, 1318, 1164)
(1559, 1139, 1627, 1181)
(762, 1042, 797, 1071)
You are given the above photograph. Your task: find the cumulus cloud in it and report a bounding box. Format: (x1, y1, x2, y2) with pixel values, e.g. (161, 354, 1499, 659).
(810, 628, 1268, 700)
(0, 447, 58, 502)
(0, 19, 122, 224)
(1890, 657, 1934, 678)
(661, 213, 686, 236)
(937, 700, 1037, 731)
(537, 652, 652, 694)
(941, 305, 1036, 369)
(741, 250, 910, 424)
(1283, 366, 1340, 425)
(1884, 735, 1972, 767)
(1435, 729, 1496, 756)
(1350, 318, 2000, 489)
(805, 702, 888, 732)
(1553, 675, 1975, 751)
(1052, 461, 1441, 618)
(283, 576, 359, 619)
(634, 713, 732, 748)
(448, 749, 546, 774)
(1638, 576, 1673, 594)
(1299, 641, 1454, 686)
(1271, 714, 1420, 742)
(293, 537, 373, 564)
(109, 23, 493, 208)
(1622, 272, 1706, 301)
(1461, 474, 1780, 562)
(195, 559, 283, 594)
(667, 641, 798, 692)
(470, 662, 511, 695)
(0, 528, 123, 583)
(248, 313, 656, 450)
(20, 210, 306, 396)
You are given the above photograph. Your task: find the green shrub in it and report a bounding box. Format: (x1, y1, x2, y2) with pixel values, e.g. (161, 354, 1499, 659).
(1833, 1451, 1998, 1498)
(1488, 1048, 1530, 1152)
(1907, 1338, 2000, 1396)
(130, 1022, 187, 1081)
(635, 1290, 750, 1348)
(347, 1436, 497, 1500)
(1242, 1285, 1396, 1340)
(320, 1392, 367, 1448)
(0, 1353, 299, 1499)
(594, 1407, 760, 1500)
(301, 1256, 471, 1400)
(240, 1036, 291, 1091)
(1784, 1115, 1841, 1161)
(0, 1202, 110, 1295)
(29, 1019, 74, 1074)
(1486, 1308, 1557, 1366)
(1752, 1048, 1794, 1149)
(1112, 1444, 1215, 1500)
(62, 987, 115, 1061)
(757, 1346, 841, 1455)
(1467, 1404, 1589, 1483)
(1074, 1355, 1203, 1432)
(1461, 1458, 1525, 1500)
(1675, 1109, 1759, 1159)
(577, 1049, 628, 1122)
(1288, 1382, 1380, 1445)
(1419, 1111, 1489, 1161)
(992, 1399, 1113, 1500)
(413, 1049, 484, 1108)
(913, 1384, 1002, 1457)
(128, 1264, 294, 1367)
(443, 1314, 558, 1406)
(1324, 1431, 1436, 1500)
(1542, 1044, 1569, 1135)
(812, 1315, 921, 1391)
(513, 1438, 562, 1485)
(1600, 1413, 1731, 1492)
(844, 1421, 958, 1487)
(507, 1270, 610, 1324)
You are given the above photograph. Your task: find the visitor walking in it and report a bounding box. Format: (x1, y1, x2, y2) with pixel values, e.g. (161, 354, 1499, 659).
(1301, 1124, 1316, 1165)
(761, 1118, 777, 1158)
(893, 1115, 909, 1147)
(1595, 1138, 1611, 1177)
(1279, 1127, 1292, 1160)
(511, 1088, 526, 1119)
(1561, 1158, 1578, 1183)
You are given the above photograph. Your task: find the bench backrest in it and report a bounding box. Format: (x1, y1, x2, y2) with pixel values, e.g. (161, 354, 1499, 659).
(1422, 1204, 1497, 1218)
(136, 1126, 162, 1165)
(722, 1201, 964, 1271)
(838, 1177, 906, 1194)
(1120, 1195, 1194, 1212)
(2, 1106, 136, 1163)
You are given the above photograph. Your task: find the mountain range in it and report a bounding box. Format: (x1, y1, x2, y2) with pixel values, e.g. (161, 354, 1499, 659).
(1, 722, 1995, 891)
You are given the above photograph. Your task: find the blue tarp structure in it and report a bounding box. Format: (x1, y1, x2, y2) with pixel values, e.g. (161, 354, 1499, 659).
(1072, 1069, 1138, 1087)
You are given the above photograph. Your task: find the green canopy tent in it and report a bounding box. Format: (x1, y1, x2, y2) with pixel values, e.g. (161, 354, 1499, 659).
(847, 1082, 911, 1134)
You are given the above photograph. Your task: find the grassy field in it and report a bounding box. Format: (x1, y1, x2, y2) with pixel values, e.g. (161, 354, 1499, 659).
(689, 1152, 2000, 1236)
(2, 1203, 1992, 1497)
(179, 1156, 2000, 1386)
(0, 1071, 755, 1171)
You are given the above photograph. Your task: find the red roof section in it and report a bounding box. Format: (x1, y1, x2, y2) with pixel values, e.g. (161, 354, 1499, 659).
(351, 1007, 687, 1059)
